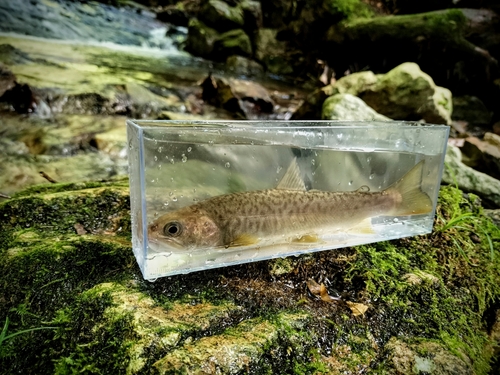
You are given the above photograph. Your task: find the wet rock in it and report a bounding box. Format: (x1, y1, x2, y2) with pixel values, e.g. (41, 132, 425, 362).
(384, 338, 472, 374)
(0, 152, 127, 196)
(199, 0, 245, 32)
(254, 28, 294, 75)
(360, 62, 452, 124)
(156, 5, 190, 27)
(461, 133, 500, 179)
(226, 55, 264, 76)
(442, 144, 500, 207)
(213, 29, 253, 60)
(452, 95, 493, 134)
(185, 18, 220, 58)
(124, 83, 184, 118)
(322, 93, 390, 121)
(201, 74, 274, 119)
(0, 63, 16, 97)
(1, 82, 36, 113)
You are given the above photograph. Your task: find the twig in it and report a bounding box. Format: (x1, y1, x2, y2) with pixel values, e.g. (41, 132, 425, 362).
(0, 192, 11, 199)
(39, 171, 57, 183)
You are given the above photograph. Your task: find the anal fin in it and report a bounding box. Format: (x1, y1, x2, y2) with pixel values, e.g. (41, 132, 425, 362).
(348, 218, 375, 235)
(292, 233, 321, 244)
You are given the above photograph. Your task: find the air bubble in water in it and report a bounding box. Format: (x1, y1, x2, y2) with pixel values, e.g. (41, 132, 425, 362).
(348, 181, 353, 186)
(393, 218, 399, 223)
(367, 156, 372, 162)
(154, 155, 158, 162)
(169, 191, 173, 196)
(181, 154, 187, 162)
(172, 196, 178, 202)
(187, 147, 192, 152)
(311, 159, 315, 166)
(369, 174, 375, 180)
(225, 162, 231, 168)
(276, 166, 282, 174)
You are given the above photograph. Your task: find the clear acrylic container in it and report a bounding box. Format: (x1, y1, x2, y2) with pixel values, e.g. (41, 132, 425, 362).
(127, 120, 449, 280)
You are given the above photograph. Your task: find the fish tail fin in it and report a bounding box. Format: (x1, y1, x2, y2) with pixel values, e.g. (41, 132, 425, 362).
(387, 161, 433, 216)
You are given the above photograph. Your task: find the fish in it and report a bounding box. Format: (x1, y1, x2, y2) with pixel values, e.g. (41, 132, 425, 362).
(148, 158, 432, 252)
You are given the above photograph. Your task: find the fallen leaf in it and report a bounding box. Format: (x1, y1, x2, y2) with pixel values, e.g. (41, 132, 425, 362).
(346, 301, 369, 316)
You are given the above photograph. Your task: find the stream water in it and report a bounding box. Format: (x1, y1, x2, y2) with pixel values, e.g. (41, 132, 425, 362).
(0, 0, 306, 196)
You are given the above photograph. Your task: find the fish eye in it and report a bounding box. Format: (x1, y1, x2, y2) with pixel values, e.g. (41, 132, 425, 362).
(163, 222, 182, 237)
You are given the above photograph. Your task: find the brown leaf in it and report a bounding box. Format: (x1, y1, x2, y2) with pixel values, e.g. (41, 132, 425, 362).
(346, 301, 369, 316)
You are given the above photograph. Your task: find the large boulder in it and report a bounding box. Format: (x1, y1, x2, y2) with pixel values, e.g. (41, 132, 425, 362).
(324, 9, 499, 117)
(199, 0, 245, 32)
(359, 62, 452, 124)
(213, 29, 253, 60)
(322, 93, 390, 121)
(184, 18, 220, 58)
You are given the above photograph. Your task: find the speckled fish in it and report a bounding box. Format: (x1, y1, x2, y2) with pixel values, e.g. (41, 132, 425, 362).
(148, 158, 432, 252)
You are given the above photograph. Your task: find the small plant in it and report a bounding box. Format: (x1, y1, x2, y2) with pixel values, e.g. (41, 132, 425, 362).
(0, 317, 56, 358)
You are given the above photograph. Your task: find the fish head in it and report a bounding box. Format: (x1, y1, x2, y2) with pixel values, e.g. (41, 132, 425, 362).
(148, 206, 221, 252)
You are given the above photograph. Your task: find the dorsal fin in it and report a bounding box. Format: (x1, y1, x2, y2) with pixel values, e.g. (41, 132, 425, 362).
(276, 157, 306, 191)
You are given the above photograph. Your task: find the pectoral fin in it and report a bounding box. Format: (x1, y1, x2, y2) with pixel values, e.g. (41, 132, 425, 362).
(228, 233, 259, 247)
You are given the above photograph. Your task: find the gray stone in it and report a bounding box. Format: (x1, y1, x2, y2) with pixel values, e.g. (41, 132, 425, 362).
(442, 144, 500, 207)
(321, 93, 391, 121)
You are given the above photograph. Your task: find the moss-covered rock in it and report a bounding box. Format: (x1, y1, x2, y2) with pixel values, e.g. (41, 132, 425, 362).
(359, 62, 452, 124)
(199, 0, 245, 32)
(213, 29, 253, 60)
(1, 180, 499, 373)
(321, 93, 390, 121)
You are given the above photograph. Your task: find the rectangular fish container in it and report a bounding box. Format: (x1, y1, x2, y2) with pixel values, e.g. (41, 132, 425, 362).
(127, 120, 449, 280)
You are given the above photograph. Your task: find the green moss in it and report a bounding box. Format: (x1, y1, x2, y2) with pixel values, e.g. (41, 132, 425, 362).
(323, 0, 373, 19)
(1, 179, 499, 373)
(330, 9, 468, 46)
(345, 185, 500, 374)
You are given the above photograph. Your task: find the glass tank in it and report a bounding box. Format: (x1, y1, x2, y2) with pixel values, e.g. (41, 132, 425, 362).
(127, 120, 449, 280)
